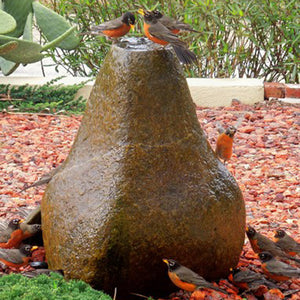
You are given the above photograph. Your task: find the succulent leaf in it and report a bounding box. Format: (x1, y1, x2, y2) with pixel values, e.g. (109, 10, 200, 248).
(33, 1, 79, 50)
(2, 0, 33, 37)
(0, 9, 17, 35)
(0, 35, 43, 63)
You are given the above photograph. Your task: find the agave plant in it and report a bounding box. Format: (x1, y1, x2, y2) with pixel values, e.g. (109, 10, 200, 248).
(0, 0, 80, 75)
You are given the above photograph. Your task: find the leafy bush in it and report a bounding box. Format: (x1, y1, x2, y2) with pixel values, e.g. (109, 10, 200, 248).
(0, 77, 89, 114)
(43, 0, 299, 83)
(0, 273, 112, 300)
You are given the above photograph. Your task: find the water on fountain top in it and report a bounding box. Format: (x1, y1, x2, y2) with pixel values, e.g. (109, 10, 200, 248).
(117, 37, 161, 51)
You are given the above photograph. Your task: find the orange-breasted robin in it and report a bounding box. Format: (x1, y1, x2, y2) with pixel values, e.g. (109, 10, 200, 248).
(273, 230, 300, 257)
(84, 12, 135, 39)
(246, 226, 300, 264)
(229, 267, 278, 290)
(163, 259, 228, 295)
(0, 244, 38, 268)
(151, 10, 200, 34)
(138, 10, 197, 65)
(259, 251, 300, 281)
(215, 125, 237, 163)
(0, 219, 23, 243)
(0, 220, 41, 249)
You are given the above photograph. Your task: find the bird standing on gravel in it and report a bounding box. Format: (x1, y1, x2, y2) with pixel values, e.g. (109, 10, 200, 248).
(246, 226, 300, 264)
(273, 229, 300, 256)
(259, 251, 300, 281)
(0, 244, 38, 268)
(163, 258, 228, 295)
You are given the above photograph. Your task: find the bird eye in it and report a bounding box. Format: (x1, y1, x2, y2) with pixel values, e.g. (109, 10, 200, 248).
(169, 261, 175, 266)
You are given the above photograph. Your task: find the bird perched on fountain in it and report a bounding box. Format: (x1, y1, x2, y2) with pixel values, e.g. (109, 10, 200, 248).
(273, 229, 300, 257)
(228, 267, 278, 290)
(138, 10, 197, 65)
(246, 226, 300, 264)
(0, 244, 38, 269)
(151, 10, 200, 34)
(258, 251, 300, 281)
(163, 259, 228, 295)
(82, 12, 135, 39)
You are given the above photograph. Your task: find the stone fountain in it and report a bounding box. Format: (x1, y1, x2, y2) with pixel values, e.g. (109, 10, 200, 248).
(41, 37, 245, 298)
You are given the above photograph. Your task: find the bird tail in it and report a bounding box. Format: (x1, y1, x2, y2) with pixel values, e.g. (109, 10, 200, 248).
(177, 24, 201, 33)
(172, 45, 197, 64)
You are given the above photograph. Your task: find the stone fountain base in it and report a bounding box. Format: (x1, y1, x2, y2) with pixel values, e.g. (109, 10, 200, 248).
(41, 37, 245, 297)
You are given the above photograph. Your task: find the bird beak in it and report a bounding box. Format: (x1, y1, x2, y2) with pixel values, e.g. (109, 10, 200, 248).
(162, 259, 168, 264)
(245, 226, 249, 232)
(19, 219, 24, 223)
(31, 246, 38, 251)
(138, 9, 145, 16)
(130, 24, 135, 30)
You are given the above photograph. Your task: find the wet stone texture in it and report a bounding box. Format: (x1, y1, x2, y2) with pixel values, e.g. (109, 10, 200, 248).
(41, 37, 245, 298)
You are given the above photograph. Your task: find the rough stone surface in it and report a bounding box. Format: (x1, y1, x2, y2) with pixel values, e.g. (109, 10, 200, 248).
(41, 37, 245, 297)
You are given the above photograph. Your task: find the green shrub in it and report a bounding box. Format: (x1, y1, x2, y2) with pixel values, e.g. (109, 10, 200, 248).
(0, 273, 112, 300)
(43, 0, 299, 83)
(0, 77, 89, 114)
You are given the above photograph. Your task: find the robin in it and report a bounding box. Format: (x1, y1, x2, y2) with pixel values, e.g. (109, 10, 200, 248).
(0, 244, 38, 268)
(273, 230, 300, 256)
(151, 10, 200, 34)
(83, 12, 135, 39)
(0, 221, 41, 249)
(215, 114, 244, 164)
(138, 10, 197, 64)
(258, 251, 300, 281)
(0, 219, 23, 243)
(229, 267, 278, 290)
(215, 125, 237, 164)
(163, 259, 228, 295)
(21, 164, 62, 192)
(246, 226, 300, 264)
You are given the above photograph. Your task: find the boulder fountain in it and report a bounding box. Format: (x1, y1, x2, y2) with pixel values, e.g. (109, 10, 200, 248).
(41, 37, 245, 298)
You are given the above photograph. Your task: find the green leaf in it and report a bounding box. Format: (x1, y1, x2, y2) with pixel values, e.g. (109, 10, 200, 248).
(0, 57, 19, 75)
(23, 12, 33, 41)
(0, 9, 16, 34)
(33, 1, 80, 50)
(42, 26, 77, 51)
(2, 0, 33, 37)
(0, 41, 18, 54)
(0, 35, 43, 63)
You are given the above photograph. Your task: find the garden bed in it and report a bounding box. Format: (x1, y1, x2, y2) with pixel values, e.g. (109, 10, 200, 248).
(0, 100, 299, 299)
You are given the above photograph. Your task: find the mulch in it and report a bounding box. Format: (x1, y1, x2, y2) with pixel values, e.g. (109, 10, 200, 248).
(0, 99, 299, 299)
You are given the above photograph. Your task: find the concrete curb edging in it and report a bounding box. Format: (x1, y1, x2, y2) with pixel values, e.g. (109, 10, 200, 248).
(0, 77, 299, 107)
